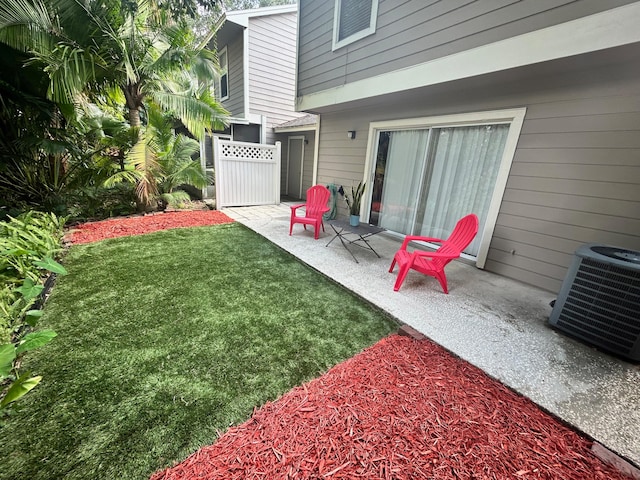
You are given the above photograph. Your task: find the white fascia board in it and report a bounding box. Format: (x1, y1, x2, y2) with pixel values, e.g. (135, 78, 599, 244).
(298, 3, 640, 111)
(226, 4, 297, 27)
(274, 124, 318, 133)
(228, 116, 250, 125)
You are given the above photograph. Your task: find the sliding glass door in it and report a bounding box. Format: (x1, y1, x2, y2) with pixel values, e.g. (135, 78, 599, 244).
(369, 123, 509, 258)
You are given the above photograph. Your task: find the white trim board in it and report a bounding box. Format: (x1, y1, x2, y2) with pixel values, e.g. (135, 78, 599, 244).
(361, 108, 527, 269)
(226, 4, 297, 28)
(332, 0, 379, 51)
(274, 125, 317, 133)
(299, 3, 640, 111)
(243, 28, 250, 119)
(218, 46, 229, 102)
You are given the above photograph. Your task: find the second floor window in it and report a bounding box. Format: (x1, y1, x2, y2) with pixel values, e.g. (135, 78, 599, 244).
(218, 47, 229, 100)
(333, 0, 378, 50)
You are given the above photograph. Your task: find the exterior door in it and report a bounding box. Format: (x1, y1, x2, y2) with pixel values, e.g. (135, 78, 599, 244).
(287, 136, 305, 199)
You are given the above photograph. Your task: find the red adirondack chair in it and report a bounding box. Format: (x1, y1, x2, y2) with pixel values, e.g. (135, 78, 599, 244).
(389, 214, 479, 294)
(289, 185, 331, 240)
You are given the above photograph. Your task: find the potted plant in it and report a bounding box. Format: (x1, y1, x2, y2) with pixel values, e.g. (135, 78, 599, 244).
(345, 181, 366, 227)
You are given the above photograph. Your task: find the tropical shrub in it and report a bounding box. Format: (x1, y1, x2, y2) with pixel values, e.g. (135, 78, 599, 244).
(0, 211, 66, 283)
(0, 0, 229, 212)
(64, 184, 138, 221)
(105, 107, 209, 210)
(0, 211, 67, 419)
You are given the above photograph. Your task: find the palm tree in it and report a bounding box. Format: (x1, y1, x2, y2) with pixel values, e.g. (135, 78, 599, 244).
(0, 0, 227, 136)
(0, 0, 228, 208)
(106, 105, 208, 209)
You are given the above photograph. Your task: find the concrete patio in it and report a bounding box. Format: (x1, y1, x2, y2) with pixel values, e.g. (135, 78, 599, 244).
(222, 202, 640, 472)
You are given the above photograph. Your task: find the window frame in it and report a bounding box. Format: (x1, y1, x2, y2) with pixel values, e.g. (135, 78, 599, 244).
(362, 108, 527, 269)
(332, 0, 379, 51)
(218, 46, 229, 101)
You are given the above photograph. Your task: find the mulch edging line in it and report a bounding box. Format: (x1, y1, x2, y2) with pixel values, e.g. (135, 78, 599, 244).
(151, 334, 629, 480)
(66, 210, 235, 245)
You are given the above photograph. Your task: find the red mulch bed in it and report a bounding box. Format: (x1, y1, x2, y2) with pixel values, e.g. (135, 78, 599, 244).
(151, 335, 628, 480)
(67, 210, 234, 244)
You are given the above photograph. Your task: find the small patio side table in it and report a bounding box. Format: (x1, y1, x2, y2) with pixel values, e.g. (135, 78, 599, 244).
(325, 219, 385, 263)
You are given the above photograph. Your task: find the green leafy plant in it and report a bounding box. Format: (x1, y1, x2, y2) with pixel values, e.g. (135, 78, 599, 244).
(0, 0, 229, 212)
(105, 107, 208, 210)
(0, 211, 66, 283)
(344, 181, 366, 216)
(0, 211, 67, 419)
(0, 329, 57, 417)
(64, 184, 138, 221)
(0, 258, 65, 420)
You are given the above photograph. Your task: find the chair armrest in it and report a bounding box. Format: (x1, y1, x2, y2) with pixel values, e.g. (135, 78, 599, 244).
(412, 250, 460, 260)
(290, 204, 305, 212)
(400, 235, 444, 250)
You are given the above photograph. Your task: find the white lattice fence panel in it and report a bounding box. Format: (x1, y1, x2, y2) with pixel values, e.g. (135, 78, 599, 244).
(220, 143, 276, 161)
(214, 139, 281, 208)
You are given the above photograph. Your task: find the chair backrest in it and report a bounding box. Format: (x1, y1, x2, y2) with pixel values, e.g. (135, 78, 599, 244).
(305, 185, 330, 218)
(433, 214, 479, 269)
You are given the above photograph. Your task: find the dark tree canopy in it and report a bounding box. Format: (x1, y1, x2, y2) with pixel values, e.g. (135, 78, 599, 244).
(223, 0, 295, 11)
(155, 0, 220, 18)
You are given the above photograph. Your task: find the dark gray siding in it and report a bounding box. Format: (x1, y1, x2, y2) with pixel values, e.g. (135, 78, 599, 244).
(298, 0, 638, 96)
(312, 53, 640, 292)
(222, 34, 244, 116)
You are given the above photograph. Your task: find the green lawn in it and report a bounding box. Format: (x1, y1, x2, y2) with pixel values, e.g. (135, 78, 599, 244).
(1, 223, 397, 480)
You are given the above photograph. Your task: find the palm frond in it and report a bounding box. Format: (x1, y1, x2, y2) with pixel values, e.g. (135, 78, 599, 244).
(0, 0, 56, 56)
(102, 168, 143, 188)
(129, 134, 160, 207)
(159, 190, 190, 207)
(0, 0, 53, 34)
(37, 44, 102, 104)
(151, 90, 228, 140)
(161, 159, 207, 192)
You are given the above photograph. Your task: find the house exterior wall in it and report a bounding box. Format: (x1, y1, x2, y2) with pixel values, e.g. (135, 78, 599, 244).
(313, 58, 640, 292)
(297, 0, 638, 97)
(221, 34, 245, 117)
(248, 12, 306, 137)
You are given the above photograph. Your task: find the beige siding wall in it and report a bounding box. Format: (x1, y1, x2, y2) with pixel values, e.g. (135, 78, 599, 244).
(248, 12, 307, 132)
(220, 34, 244, 117)
(314, 58, 640, 292)
(298, 0, 638, 96)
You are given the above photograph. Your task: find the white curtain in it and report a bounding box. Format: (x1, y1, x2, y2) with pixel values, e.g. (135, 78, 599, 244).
(415, 124, 509, 256)
(378, 129, 430, 232)
(377, 124, 509, 257)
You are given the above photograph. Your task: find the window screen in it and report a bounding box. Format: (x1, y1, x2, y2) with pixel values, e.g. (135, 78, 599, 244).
(338, 0, 373, 42)
(219, 48, 228, 100)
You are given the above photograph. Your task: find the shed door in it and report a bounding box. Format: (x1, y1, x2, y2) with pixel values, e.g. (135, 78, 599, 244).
(287, 136, 305, 199)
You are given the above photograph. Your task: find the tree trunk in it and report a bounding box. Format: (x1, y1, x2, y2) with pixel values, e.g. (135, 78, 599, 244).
(122, 84, 142, 127)
(129, 107, 141, 128)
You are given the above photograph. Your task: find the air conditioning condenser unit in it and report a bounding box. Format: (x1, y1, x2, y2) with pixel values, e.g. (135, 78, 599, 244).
(549, 244, 640, 361)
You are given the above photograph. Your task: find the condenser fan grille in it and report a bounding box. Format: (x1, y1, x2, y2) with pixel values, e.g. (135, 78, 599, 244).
(550, 245, 640, 360)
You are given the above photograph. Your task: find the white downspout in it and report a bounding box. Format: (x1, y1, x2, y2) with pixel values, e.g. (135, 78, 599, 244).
(312, 115, 320, 185)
